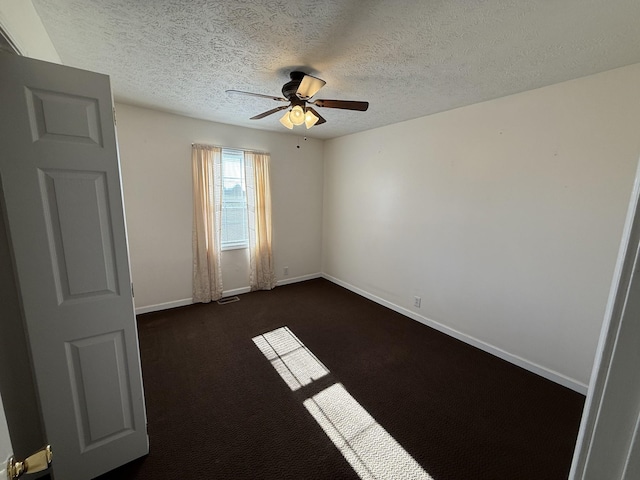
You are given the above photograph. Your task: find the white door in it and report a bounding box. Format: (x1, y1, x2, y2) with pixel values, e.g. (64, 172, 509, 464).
(0, 53, 148, 478)
(0, 392, 13, 480)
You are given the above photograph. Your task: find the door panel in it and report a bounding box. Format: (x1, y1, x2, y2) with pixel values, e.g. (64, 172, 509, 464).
(66, 330, 133, 452)
(0, 53, 148, 479)
(25, 87, 103, 145)
(39, 169, 118, 301)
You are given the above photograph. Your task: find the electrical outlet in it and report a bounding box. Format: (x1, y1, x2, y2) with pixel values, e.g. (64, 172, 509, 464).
(414, 296, 421, 308)
(284, 266, 289, 276)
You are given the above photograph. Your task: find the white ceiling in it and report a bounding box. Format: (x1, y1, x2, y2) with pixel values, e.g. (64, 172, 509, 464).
(32, 0, 640, 139)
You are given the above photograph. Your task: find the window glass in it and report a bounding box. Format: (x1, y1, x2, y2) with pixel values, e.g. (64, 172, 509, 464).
(221, 149, 248, 249)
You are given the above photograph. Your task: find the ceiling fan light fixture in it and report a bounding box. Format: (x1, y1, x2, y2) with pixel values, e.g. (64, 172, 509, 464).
(289, 105, 305, 125)
(304, 109, 319, 129)
(279, 111, 294, 129)
(296, 74, 327, 99)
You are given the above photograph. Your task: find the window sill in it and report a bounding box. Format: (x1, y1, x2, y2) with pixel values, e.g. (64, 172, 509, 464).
(222, 243, 248, 252)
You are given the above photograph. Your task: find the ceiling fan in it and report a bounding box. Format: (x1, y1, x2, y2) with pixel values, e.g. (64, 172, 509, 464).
(226, 71, 369, 129)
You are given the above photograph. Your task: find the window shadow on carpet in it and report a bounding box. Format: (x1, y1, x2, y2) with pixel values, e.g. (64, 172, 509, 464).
(254, 326, 434, 480)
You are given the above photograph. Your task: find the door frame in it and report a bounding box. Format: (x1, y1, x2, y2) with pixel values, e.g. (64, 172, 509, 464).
(0, 390, 13, 480)
(569, 157, 640, 478)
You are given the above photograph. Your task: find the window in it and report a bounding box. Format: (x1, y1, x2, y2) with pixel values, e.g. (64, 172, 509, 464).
(220, 148, 248, 250)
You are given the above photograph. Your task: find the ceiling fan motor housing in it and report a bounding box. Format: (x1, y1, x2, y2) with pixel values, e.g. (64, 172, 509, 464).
(282, 71, 306, 102)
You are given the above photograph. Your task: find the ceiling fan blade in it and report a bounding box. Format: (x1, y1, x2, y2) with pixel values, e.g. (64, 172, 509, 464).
(250, 105, 289, 120)
(312, 99, 369, 111)
(226, 89, 288, 103)
(296, 74, 326, 100)
(306, 107, 326, 125)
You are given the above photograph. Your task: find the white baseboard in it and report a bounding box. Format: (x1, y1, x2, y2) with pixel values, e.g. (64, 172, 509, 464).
(134, 273, 322, 315)
(222, 286, 251, 297)
(322, 273, 588, 395)
(132, 272, 584, 394)
(135, 298, 193, 315)
(277, 272, 322, 286)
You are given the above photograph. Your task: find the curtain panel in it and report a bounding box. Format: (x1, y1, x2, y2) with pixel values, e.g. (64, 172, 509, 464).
(192, 144, 223, 302)
(244, 151, 276, 291)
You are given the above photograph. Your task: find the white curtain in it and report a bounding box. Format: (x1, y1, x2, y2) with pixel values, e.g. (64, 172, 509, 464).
(244, 151, 276, 291)
(192, 144, 223, 302)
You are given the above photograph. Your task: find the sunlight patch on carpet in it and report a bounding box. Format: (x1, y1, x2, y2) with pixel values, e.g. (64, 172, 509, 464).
(305, 383, 433, 480)
(253, 326, 329, 391)
(253, 326, 434, 480)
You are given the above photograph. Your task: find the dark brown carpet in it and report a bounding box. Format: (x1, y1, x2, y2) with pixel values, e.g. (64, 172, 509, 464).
(95, 278, 584, 479)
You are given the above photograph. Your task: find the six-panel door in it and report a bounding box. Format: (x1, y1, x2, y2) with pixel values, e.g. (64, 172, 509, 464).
(0, 53, 148, 479)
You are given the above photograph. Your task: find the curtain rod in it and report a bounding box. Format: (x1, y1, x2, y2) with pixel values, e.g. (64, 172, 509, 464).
(191, 143, 269, 155)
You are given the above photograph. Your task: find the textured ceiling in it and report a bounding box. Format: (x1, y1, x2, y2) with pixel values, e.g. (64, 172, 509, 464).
(32, 0, 640, 139)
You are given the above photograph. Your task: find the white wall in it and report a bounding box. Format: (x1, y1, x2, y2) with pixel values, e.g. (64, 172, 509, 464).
(323, 64, 640, 389)
(115, 104, 324, 310)
(0, 0, 60, 63)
